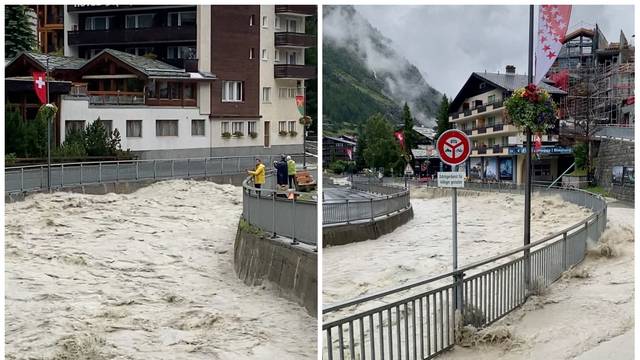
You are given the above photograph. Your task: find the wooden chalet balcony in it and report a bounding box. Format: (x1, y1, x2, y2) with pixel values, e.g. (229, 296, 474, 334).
(87, 91, 145, 105)
(274, 32, 316, 48)
(67, 26, 196, 46)
(275, 5, 316, 16)
(274, 64, 316, 79)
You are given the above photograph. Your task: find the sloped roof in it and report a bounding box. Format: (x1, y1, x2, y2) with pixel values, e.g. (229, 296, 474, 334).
(5, 51, 88, 71)
(474, 72, 566, 95)
(85, 49, 191, 78)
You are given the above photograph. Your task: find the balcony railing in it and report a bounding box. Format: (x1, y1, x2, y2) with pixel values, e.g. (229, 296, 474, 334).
(275, 5, 316, 16)
(87, 91, 145, 105)
(274, 32, 316, 48)
(450, 99, 505, 120)
(274, 64, 317, 79)
(67, 26, 196, 46)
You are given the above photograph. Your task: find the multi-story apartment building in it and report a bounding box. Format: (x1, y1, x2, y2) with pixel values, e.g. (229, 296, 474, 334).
(5, 5, 316, 159)
(30, 5, 65, 54)
(448, 66, 568, 184)
(546, 25, 635, 127)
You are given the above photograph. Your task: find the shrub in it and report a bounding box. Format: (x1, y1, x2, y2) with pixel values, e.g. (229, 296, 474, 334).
(221, 132, 231, 138)
(249, 131, 258, 139)
(5, 153, 17, 166)
(289, 130, 298, 137)
(278, 130, 288, 136)
(329, 160, 356, 175)
(233, 131, 244, 137)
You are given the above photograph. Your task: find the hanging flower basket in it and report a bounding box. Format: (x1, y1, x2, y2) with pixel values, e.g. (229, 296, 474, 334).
(504, 84, 557, 133)
(38, 103, 58, 119)
(299, 116, 312, 127)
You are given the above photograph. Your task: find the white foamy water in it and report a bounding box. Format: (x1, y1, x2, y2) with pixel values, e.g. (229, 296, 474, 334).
(5, 180, 315, 359)
(323, 189, 593, 308)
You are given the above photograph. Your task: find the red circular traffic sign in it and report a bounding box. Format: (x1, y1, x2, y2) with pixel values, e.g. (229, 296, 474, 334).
(437, 129, 471, 166)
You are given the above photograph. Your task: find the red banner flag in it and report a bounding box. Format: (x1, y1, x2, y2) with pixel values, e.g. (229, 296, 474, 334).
(534, 5, 572, 84)
(295, 95, 305, 116)
(534, 133, 542, 153)
(33, 71, 47, 104)
(345, 147, 353, 160)
(394, 130, 405, 149)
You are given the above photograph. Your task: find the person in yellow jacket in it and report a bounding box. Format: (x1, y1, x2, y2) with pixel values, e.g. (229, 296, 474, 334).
(248, 158, 266, 193)
(286, 155, 296, 189)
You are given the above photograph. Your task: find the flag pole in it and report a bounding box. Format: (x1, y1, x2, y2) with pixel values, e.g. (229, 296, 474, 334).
(524, 4, 534, 291)
(46, 55, 52, 192)
(303, 96, 307, 168)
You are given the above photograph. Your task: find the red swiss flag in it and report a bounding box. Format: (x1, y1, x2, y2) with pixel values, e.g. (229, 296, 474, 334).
(33, 71, 47, 104)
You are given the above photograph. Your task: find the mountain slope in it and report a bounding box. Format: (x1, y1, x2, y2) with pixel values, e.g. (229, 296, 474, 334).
(323, 5, 442, 134)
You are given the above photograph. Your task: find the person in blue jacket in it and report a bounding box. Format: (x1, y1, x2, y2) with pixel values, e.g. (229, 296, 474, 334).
(273, 154, 288, 187)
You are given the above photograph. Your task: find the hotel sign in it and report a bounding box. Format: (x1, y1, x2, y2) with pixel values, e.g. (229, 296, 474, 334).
(508, 146, 572, 155)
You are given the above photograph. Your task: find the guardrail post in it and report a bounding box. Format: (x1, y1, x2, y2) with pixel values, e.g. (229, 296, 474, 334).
(291, 196, 298, 245)
(370, 198, 374, 221)
(204, 158, 208, 177)
(80, 163, 83, 185)
(61, 164, 64, 187)
(187, 159, 191, 177)
(136, 161, 139, 180)
(237, 157, 241, 172)
(345, 199, 350, 224)
(153, 160, 157, 179)
(171, 160, 174, 178)
(20, 168, 24, 192)
(221, 158, 224, 174)
(99, 163, 102, 183)
(116, 162, 119, 182)
(271, 191, 277, 238)
(562, 232, 568, 270)
(40, 166, 44, 189)
(453, 272, 464, 312)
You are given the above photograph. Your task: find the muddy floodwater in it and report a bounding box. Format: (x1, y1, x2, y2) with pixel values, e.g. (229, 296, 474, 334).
(5, 180, 315, 360)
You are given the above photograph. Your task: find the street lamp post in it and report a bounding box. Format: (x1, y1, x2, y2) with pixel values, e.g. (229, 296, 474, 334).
(524, 5, 534, 290)
(46, 56, 52, 192)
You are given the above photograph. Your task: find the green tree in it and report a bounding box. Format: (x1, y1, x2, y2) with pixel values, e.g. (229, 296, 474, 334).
(84, 118, 110, 156)
(435, 94, 451, 139)
(354, 126, 367, 171)
(5, 5, 37, 58)
(363, 113, 402, 175)
(401, 102, 416, 154)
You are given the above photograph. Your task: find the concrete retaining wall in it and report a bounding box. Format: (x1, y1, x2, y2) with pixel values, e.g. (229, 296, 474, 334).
(593, 138, 634, 203)
(5, 173, 248, 203)
(234, 221, 317, 316)
(323, 206, 414, 247)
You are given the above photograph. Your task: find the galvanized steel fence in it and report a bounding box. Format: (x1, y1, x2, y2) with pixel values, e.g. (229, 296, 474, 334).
(242, 171, 317, 246)
(323, 177, 411, 226)
(5, 154, 307, 194)
(323, 185, 607, 360)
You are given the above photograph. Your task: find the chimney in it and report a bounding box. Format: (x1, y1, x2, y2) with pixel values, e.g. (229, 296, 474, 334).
(506, 65, 516, 74)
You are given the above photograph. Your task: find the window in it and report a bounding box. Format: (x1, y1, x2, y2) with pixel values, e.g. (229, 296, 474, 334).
(487, 94, 496, 104)
(167, 46, 195, 59)
(159, 81, 169, 98)
(221, 121, 229, 135)
(261, 49, 268, 60)
(275, 16, 281, 29)
(147, 80, 157, 98)
(249, 48, 255, 59)
(488, 138, 495, 147)
(487, 116, 495, 127)
(125, 47, 154, 56)
(183, 83, 195, 99)
(288, 121, 296, 132)
(262, 87, 271, 103)
(249, 15, 255, 26)
(287, 19, 297, 32)
(66, 120, 85, 134)
(278, 121, 287, 132)
(126, 120, 142, 137)
(288, 51, 297, 65)
(274, 49, 280, 62)
(168, 11, 196, 27)
(262, 16, 268, 28)
(278, 87, 298, 98)
(248, 121, 257, 135)
(191, 119, 205, 136)
(232, 121, 244, 134)
(222, 81, 243, 102)
(125, 14, 153, 29)
(502, 136, 509, 146)
(85, 16, 111, 30)
(156, 120, 178, 136)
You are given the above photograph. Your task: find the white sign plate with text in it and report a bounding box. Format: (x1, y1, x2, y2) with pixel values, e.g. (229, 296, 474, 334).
(437, 172, 465, 188)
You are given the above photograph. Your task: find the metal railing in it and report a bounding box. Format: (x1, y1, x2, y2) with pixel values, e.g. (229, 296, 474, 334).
(5, 154, 308, 194)
(242, 171, 317, 246)
(323, 177, 411, 226)
(323, 184, 607, 360)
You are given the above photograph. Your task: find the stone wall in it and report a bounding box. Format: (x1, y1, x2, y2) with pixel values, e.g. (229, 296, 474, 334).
(234, 221, 317, 316)
(593, 138, 634, 203)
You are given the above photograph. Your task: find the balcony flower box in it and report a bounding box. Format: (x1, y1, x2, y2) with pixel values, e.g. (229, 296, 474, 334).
(221, 132, 231, 139)
(233, 131, 244, 137)
(279, 130, 288, 136)
(249, 131, 258, 139)
(289, 130, 298, 137)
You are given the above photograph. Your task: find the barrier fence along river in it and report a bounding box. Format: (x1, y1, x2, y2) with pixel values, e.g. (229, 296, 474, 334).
(5, 154, 307, 194)
(323, 184, 607, 360)
(323, 177, 411, 226)
(242, 171, 317, 246)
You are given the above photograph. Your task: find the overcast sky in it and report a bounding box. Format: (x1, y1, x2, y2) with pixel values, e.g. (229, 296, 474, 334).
(356, 5, 635, 98)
